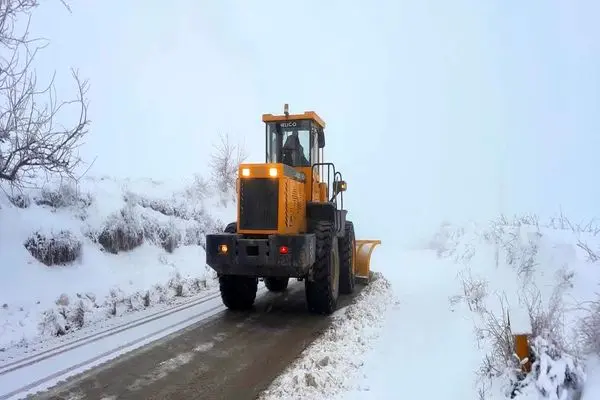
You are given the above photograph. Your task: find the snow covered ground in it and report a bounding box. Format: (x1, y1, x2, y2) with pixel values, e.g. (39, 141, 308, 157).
(3, 165, 600, 400)
(261, 215, 600, 400)
(0, 172, 235, 352)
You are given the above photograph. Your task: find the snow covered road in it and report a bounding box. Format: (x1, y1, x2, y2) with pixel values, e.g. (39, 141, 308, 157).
(23, 281, 368, 400)
(341, 250, 481, 400)
(0, 287, 267, 400)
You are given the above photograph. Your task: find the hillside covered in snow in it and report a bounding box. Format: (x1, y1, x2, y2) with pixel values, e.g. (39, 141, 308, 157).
(0, 143, 241, 352)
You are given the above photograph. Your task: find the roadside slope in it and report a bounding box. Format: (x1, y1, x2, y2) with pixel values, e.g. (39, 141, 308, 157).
(258, 215, 600, 400)
(0, 174, 232, 352)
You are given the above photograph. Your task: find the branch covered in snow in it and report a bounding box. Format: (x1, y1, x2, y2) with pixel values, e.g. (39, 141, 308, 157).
(0, 0, 90, 188)
(209, 132, 246, 206)
(577, 292, 600, 356)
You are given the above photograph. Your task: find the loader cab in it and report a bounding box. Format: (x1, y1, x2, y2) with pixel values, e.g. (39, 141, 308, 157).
(263, 112, 326, 169)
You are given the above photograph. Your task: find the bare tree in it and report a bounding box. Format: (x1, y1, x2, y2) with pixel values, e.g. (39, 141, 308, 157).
(209, 132, 247, 205)
(0, 0, 90, 188)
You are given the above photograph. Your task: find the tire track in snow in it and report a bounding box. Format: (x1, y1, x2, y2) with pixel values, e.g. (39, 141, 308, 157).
(0, 290, 222, 375)
(0, 286, 267, 400)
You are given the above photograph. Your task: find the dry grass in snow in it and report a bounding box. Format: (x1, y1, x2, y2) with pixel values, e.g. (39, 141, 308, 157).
(428, 213, 600, 399)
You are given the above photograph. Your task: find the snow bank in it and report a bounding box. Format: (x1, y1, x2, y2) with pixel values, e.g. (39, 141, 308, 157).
(259, 273, 395, 400)
(0, 173, 235, 351)
(429, 214, 600, 399)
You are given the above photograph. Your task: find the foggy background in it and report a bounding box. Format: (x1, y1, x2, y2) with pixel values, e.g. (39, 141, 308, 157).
(27, 0, 600, 248)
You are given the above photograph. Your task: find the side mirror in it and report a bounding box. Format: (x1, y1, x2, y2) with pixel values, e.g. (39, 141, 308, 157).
(333, 180, 347, 195)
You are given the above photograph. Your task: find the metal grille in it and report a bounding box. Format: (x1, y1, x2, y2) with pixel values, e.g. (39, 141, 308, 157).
(239, 178, 279, 230)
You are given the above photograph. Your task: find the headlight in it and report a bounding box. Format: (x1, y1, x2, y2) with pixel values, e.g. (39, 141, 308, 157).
(269, 167, 278, 177)
(241, 168, 250, 177)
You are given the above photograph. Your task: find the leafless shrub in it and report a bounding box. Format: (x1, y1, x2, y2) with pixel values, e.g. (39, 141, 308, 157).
(477, 380, 490, 400)
(143, 291, 150, 307)
(474, 294, 518, 379)
(7, 192, 29, 207)
(97, 206, 144, 254)
(38, 308, 68, 336)
(502, 229, 540, 280)
(141, 215, 182, 253)
(481, 220, 505, 245)
(576, 240, 599, 262)
(131, 193, 179, 218)
(521, 283, 569, 352)
(0, 1, 91, 189)
(24, 230, 81, 266)
(548, 210, 600, 236)
(183, 222, 204, 247)
(428, 222, 479, 265)
(495, 213, 540, 228)
(70, 300, 85, 329)
(209, 132, 247, 206)
(34, 181, 92, 209)
(129, 191, 211, 224)
(456, 268, 488, 313)
(525, 336, 585, 399)
(184, 173, 210, 201)
(577, 292, 600, 355)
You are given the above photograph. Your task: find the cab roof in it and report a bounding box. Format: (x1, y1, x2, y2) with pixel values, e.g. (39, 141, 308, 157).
(262, 111, 326, 129)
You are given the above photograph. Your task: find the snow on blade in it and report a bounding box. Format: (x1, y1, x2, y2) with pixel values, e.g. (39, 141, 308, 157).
(259, 273, 395, 400)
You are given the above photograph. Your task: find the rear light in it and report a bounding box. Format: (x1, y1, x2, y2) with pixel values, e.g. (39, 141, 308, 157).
(279, 245, 289, 255)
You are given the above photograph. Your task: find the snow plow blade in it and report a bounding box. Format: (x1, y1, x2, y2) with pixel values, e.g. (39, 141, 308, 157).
(355, 239, 381, 284)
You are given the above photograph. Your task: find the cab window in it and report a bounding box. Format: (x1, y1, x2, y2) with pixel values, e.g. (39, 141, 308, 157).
(266, 120, 312, 167)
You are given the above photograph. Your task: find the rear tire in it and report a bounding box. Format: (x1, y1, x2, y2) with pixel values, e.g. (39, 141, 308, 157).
(224, 222, 237, 234)
(305, 220, 340, 315)
(218, 221, 258, 310)
(264, 277, 289, 292)
(339, 220, 356, 294)
(219, 275, 258, 310)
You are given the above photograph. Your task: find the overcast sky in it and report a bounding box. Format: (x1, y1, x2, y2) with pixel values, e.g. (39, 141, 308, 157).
(27, 0, 600, 245)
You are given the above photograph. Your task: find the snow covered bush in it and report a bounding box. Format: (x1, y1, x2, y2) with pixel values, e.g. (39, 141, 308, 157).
(35, 272, 216, 340)
(429, 221, 465, 258)
(38, 293, 97, 337)
(505, 336, 585, 400)
(34, 182, 92, 210)
(126, 188, 223, 251)
(141, 215, 182, 253)
(578, 293, 600, 356)
(183, 173, 210, 201)
(24, 230, 82, 266)
(97, 205, 144, 254)
(455, 267, 489, 313)
(472, 285, 587, 400)
(431, 214, 595, 399)
(132, 193, 182, 218)
(8, 193, 30, 208)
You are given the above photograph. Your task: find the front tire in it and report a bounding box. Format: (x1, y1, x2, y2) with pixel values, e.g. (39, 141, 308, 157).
(305, 220, 340, 315)
(264, 277, 289, 292)
(339, 220, 356, 294)
(218, 221, 258, 310)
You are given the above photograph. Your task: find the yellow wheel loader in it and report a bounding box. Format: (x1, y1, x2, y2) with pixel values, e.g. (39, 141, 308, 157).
(205, 105, 381, 315)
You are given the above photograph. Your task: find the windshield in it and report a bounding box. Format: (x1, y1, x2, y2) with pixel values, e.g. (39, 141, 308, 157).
(266, 120, 312, 167)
